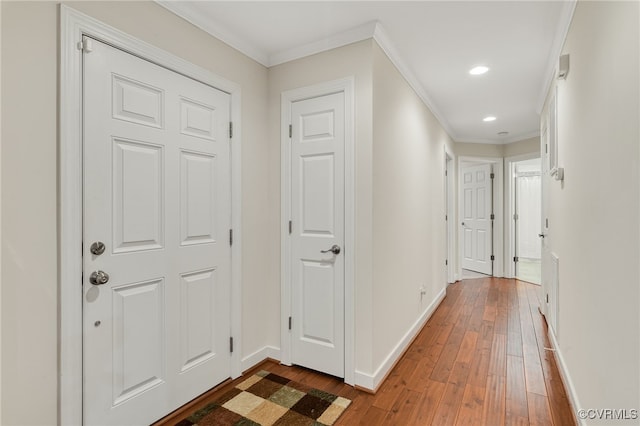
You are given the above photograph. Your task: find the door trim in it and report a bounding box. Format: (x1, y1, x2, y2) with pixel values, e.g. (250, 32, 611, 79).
(457, 156, 505, 279)
(280, 78, 355, 385)
(60, 6, 243, 424)
(444, 147, 455, 284)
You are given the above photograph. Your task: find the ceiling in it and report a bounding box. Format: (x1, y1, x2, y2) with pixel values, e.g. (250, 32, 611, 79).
(158, 1, 576, 144)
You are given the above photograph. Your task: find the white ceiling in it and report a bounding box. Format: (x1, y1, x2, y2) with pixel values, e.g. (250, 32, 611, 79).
(158, 1, 575, 144)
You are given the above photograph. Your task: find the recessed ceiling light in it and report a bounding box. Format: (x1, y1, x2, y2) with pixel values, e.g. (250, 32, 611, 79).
(469, 65, 489, 75)
(483, 116, 497, 122)
(498, 131, 509, 136)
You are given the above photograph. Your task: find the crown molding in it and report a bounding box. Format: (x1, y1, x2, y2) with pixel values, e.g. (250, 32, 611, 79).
(456, 129, 540, 145)
(371, 23, 458, 141)
(269, 21, 377, 67)
(156, 0, 270, 66)
(535, 0, 577, 113)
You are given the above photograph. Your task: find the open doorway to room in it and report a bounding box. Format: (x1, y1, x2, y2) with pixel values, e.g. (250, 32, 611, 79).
(506, 155, 542, 285)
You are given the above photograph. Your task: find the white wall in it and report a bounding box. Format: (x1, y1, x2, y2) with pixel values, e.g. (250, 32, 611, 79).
(371, 42, 453, 375)
(1, 2, 269, 424)
(268, 39, 375, 376)
(541, 1, 639, 422)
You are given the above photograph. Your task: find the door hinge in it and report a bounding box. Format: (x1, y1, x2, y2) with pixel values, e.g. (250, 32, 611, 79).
(490, 213, 495, 220)
(545, 143, 548, 154)
(491, 255, 495, 261)
(289, 124, 292, 138)
(229, 229, 233, 246)
(445, 214, 448, 221)
(514, 256, 519, 262)
(288, 316, 292, 330)
(230, 337, 234, 353)
(546, 218, 549, 228)
(229, 122, 233, 139)
(546, 293, 549, 303)
(288, 220, 292, 234)
(514, 213, 519, 220)
(490, 172, 495, 179)
(445, 170, 448, 177)
(445, 259, 448, 266)
(78, 38, 93, 53)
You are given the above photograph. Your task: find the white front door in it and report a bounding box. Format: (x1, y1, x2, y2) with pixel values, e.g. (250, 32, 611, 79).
(461, 163, 493, 275)
(83, 37, 231, 425)
(290, 92, 345, 378)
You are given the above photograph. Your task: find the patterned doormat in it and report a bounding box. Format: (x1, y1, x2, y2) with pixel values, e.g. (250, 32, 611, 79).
(175, 370, 351, 426)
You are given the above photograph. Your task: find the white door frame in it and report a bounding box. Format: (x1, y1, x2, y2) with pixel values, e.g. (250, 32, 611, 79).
(280, 78, 355, 385)
(444, 148, 455, 284)
(59, 6, 243, 424)
(505, 152, 541, 279)
(457, 156, 504, 278)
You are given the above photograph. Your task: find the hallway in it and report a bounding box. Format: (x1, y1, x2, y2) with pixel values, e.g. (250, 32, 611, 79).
(158, 278, 575, 425)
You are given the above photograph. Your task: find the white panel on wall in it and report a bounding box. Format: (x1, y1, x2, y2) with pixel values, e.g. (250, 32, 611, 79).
(112, 74, 163, 128)
(301, 154, 334, 235)
(112, 278, 165, 405)
(113, 138, 164, 253)
(301, 111, 335, 142)
(180, 151, 216, 246)
(180, 269, 217, 371)
(180, 97, 216, 141)
(301, 260, 335, 346)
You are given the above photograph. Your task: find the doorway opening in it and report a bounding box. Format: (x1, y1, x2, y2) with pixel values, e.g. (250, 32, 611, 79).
(506, 154, 542, 285)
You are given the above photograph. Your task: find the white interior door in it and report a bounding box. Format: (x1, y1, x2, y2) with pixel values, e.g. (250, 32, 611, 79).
(83, 37, 231, 425)
(461, 163, 493, 275)
(290, 92, 345, 378)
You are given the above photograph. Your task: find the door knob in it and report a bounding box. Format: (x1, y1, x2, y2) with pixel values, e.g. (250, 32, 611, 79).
(321, 245, 341, 255)
(538, 233, 546, 238)
(90, 270, 110, 285)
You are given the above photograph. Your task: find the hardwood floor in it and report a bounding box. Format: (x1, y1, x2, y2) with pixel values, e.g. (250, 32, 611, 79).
(156, 278, 575, 425)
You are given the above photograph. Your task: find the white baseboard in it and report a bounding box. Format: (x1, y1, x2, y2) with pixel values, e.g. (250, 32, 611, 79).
(240, 345, 281, 374)
(355, 288, 446, 391)
(548, 329, 583, 425)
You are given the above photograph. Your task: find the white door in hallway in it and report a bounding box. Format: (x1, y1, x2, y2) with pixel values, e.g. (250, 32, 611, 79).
(461, 163, 493, 275)
(83, 37, 231, 425)
(290, 92, 345, 378)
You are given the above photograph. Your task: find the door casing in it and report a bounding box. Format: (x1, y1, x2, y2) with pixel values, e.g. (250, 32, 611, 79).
(280, 78, 355, 386)
(60, 6, 243, 424)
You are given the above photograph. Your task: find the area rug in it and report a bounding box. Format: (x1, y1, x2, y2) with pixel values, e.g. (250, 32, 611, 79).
(175, 370, 351, 426)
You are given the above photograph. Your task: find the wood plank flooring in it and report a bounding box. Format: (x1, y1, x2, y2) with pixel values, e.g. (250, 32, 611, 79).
(156, 278, 575, 426)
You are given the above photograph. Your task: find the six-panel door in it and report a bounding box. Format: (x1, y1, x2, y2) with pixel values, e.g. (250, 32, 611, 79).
(83, 37, 231, 425)
(461, 163, 493, 275)
(290, 92, 346, 378)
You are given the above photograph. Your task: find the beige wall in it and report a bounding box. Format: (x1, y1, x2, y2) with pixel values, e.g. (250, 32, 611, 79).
(541, 1, 639, 419)
(371, 42, 454, 370)
(455, 136, 540, 159)
(268, 40, 376, 375)
(1, 2, 269, 424)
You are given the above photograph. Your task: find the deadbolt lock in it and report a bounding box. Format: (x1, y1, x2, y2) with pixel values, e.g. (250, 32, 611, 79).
(90, 241, 106, 255)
